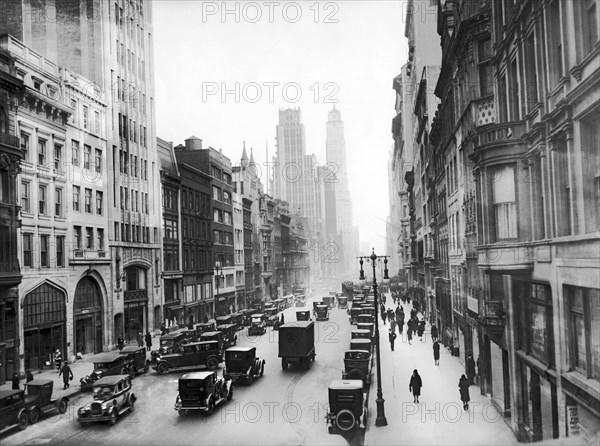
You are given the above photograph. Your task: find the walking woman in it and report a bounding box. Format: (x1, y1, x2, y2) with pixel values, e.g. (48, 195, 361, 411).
(409, 369, 422, 403)
(433, 340, 440, 365)
(459, 374, 471, 410)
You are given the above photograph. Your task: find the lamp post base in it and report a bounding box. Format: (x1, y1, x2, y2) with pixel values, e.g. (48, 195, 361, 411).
(375, 397, 387, 426)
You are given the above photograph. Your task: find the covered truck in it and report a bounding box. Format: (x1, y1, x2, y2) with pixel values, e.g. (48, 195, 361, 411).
(278, 321, 316, 370)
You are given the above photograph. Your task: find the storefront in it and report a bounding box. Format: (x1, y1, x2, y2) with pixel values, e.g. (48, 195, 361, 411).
(123, 266, 148, 342)
(73, 277, 104, 355)
(23, 282, 66, 370)
(489, 338, 511, 418)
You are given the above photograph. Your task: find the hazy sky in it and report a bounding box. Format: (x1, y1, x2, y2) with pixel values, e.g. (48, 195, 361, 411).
(154, 1, 408, 253)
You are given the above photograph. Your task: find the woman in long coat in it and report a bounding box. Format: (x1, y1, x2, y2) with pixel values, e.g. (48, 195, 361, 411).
(409, 369, 422, 403)
(433, 340, 440, 365)
(459, 374, 470, 410)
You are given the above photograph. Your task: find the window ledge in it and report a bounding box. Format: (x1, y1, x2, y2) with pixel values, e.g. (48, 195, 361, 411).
(561, 371, 600, 402)
(38, 215, 51, 221)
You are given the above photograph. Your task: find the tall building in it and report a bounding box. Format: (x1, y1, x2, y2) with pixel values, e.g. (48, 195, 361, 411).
(1, 1, 164, 350)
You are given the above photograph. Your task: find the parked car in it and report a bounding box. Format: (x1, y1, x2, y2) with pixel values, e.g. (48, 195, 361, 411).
(215, 324, 238, 348)
(356, 314, 374, 324)
(174, 371, 232, 415)
(348, 307, 362, 325)
(153, 340, 223, 374)
(264, 307, 279, 326)
(351, 329, 371, 340)
(195, 321, 217, 335)
(350, 339, 372, 353)
(119, 346, 150, 376)
(223, 346, 265, 384)
(279, 321, 316, 370)
(342, 350, 371, 384)
(77, 376, 136, 426)
(23, 380, 68, 424)
(230, 313, 244, 330)
(296, 310, 311, 321)
(337, 296, 348, 309)
(199, 331, 224, 355)
(325, 380, 367, 433)
(215, 315, 234, 328)
(360, 306, 376, 319)
(357, 322, 374, 339)
(248, 314, 267, 336)
(0, 390, 29, 434)
(80, 352, 129, 390)
(239, 309, 256, 327)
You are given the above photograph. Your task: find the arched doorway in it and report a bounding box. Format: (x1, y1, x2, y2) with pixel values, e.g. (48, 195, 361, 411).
(74, 277, 104, 355)
(23, 283, 66, 370)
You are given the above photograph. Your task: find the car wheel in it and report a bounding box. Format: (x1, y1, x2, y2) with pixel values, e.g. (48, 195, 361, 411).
(28, 407, 40, 424)
(335, 409, 357, 432)
(227, 386, 233, 401)
(56, 398, 68, 414)
(129, 368, 136, 380)
(157, 362, 169, 375)
(207, 357, 219, 370)
(109, 409, 118, 425)
(281, 358, 288, 370)
(206, 397, 215, 415)
(17, 410, 29, 430)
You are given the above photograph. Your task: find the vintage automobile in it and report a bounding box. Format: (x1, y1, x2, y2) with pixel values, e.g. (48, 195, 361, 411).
(337, 296, 348, 309)
(296, 310, 311, 321)
(153, 341, 223, 374)
(264, 307, 279, 326)
(351, 329, 371, 340)
(24, 380, 68, 423)
(119, 346, 150, 376)
(199, 331, 224, 353)
(356, 314, 374, 325)
(77, 376, 136, 426)
(215, 324, 238, 349)
(326, 380, 367, 433)
(230, 312, 245, 330)
(294, 294, 307, 307)
(341, 350, 372, 384)
(312, 300, 324, 312)
(248, 314, 267, 336)
(322, 295, 335, 309)
(0, 390, 30, 434)
(357, 322, 374, 339)
(239, 309, 256, 327)
(151, 332, 191, 364)
(80, 352, 130, 389)
(215, 315, 235, 329)
(315, 304, 329, 321)
(174, 371, 233, 415)
(350, 339, 372, 353)
(348, 307, 362, 325)
(223, 346, 265, 384)
(348, 297, 363, 314)
(361, 306, 376, 319)
(195, 321, 217, 335)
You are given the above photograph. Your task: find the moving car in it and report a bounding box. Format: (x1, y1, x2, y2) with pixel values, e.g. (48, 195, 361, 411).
(119, 346, 150, 376)
(264, 307, 279, 326)
(325, 380, 367, 433)
(153, 341, 223, 374)
(215, 315, 235, 329)
(295, 294, 306, 307)
(322, 295, 335, 309)
(23, 380, 69, 424)
(296, 310, 311, 321)
(315, 304, 329, 321)
(80, 352, 129, 390)
(199, 331, 224, 353)
(248, 314, 267, 336)
(215, 324, 238, 348)
(174, 371, 233, 415)
(0, 390, 30, 434)
(195, 321, 217, 335)
(341, 350, 372, 384)
(223, 346, 265, 384)
(239, 309, 255, 327)
(337, 296, 348, 309)
(151, 331, 192, 364)
(77, 376, 136, 426)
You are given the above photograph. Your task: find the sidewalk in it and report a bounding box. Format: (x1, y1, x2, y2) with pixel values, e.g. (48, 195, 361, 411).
(0, 340, 149, 400)
(364, 294, 519, 445)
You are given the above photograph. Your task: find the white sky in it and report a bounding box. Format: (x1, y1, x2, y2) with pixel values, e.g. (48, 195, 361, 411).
(154, 0, 408, 253)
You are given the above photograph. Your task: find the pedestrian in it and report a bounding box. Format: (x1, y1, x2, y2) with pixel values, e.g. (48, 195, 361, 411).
(145, 331, 152, 352)
(459, 374, 470, 410)
(407, 327, 413, 345)
(417, 320, 425, 341)
(387, 308, 394, 322)
(54, 349, 62, 373)
(388, 328, 397, 351)
(280, 314, 285, 325)
(137, 331, 143, 348)
(430, 324, 438, 342)
(390, 317, 396, 334)
(59, 362, 74, 390)
(395, 305, 401, 321)
(466, 354, 476, 385)
(433, 340, 440, 365)
(26, 369, 34, 383)
(117, 336, 124, 350)
(398, 320, 404, 334)
(476, 356, 481, 384)
(11, 371, 20, 390)
(160, 323, 166, 336)
(409, 369, 422, 403)
(380, 304, 387, 324)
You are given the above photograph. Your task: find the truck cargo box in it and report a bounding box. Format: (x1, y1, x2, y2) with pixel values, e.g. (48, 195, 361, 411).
(278, 321, 315, 359)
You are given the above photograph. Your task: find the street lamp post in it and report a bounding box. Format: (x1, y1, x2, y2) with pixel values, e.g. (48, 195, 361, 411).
(358, 248, 390, 427)
(214, 261, 224, 319)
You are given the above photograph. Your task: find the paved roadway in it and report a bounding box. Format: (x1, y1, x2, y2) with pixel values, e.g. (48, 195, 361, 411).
(3, 293, 361, 446)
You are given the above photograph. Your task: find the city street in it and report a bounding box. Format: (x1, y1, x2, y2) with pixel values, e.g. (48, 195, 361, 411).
(2, 295, 354, 446)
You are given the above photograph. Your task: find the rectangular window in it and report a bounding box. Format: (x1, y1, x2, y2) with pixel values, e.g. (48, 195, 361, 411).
(125, 188, 129, 210)
(554, 137, 572, 236)
(96, 191, 103, 215)
(86, 227, 93, 249)
(56, 235, 65, 267)
(38, 139, 46, 165)
(72, 140, 80, 165)
(509, 59, 520, 120)
(83, 105, 89, 129)
(85, 188, 92, 213)
(547, 0, 564, 88)
(478, 38, 493, 96)
(97, 228, 104, 251)
(40, 234, 49, 267)
(94, 111, 100, 134)
(55, 187, 63, 217)
(84, 145, 91, 169)
(21, 181, 30, 212)
(22, 233, 32, 267)
(567, 285, 600, 380)
(74, 226, 82, 250)
(20, 132, 29, 162)
(525, 33, 539, 110)
(54, 144, 62, 170)
(581, 113, 600, 233)
(95, 149, 102, 173)
(114, 222, 120, 241)
(73, 185, 80, 211)
(38, 185, 47, 215)
(491, 165, 517, 239)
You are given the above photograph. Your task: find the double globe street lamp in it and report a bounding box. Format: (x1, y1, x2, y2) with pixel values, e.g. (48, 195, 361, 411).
(358, 248, 390, 427)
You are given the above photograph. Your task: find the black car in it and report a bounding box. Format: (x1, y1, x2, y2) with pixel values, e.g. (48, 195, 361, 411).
(23, 380, 69, 424)
(326, 380, 367, 433)
(80, 353, 129, 390)
(296, 310, 311, 321)
(151, 332, 192, 364)
(342, 350, 371, 384)
(0, 390, 29, 434)
(223, 346, 265, 384)
(119, 346, 150, 376)
(215, 324, 238, 349)
(153, 340, 223, 374)
(77, 376, 136, 426)
(174, 371, 233, 415)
